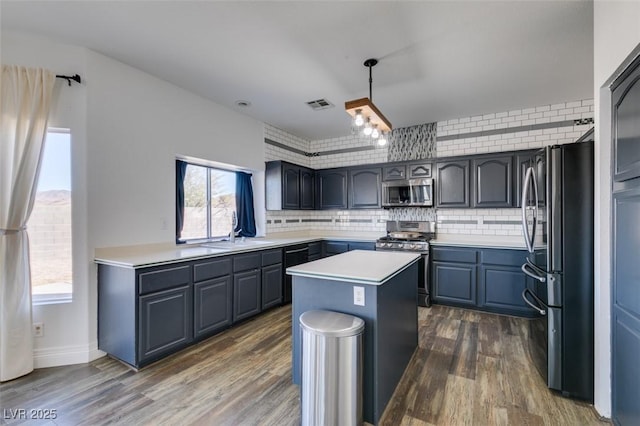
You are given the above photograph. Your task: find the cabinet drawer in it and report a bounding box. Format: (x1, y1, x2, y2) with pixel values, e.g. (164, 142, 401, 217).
(431, 247, 477, 263)
(481, 249, 528, 267)
(262, 249, 283, 266)
(139, 265, 191, 295)
(408, 163, 432, 178)
(308, 241, 322, 256)
(233, 253, 261, 272)
(193, 257, 232, 282)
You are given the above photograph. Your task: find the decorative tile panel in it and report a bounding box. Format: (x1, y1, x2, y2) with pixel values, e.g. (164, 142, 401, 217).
(388, 122, 437, 161)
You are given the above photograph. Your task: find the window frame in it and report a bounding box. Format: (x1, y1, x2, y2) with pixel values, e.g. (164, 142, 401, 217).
(176, 157, 241, 244)
(31, 128, 73, 305)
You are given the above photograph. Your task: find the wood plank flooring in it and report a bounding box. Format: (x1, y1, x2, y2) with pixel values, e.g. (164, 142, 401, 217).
(0, 305, 608, 425)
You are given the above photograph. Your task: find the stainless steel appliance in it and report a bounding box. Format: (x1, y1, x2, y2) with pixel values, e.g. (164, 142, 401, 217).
(382, 178, 434, 207)
(375, 220, 436, 307)
(519, 136, 594, 402)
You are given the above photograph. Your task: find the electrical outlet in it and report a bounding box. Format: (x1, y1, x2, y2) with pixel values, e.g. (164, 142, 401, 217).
(160, 217, 168, 230)
(33, 322, 44, 337)
(353, 286, 365, 306)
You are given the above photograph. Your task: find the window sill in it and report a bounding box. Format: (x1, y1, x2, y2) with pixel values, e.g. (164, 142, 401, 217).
(33, 294, 72, 306)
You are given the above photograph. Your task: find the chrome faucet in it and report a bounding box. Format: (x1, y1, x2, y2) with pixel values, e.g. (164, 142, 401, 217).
(230, 211, 237, 243)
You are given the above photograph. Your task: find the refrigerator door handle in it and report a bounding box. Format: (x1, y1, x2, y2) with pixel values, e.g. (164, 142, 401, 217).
(521, 167, 538, 253)
(522, 288, 546, 315)
(522, 261, 546, 283)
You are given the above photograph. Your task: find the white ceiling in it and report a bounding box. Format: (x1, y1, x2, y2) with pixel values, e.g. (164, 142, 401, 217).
(1, 1, 594, 141)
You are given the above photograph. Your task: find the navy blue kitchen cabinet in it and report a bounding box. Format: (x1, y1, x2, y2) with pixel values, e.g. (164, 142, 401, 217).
(98, 246, 288, 368)
(232, 253, 262, 323)
(515, 151, 536, 207)
(261, 249, 283, 310)
(349, 167, 382, 209)
(408, 162, 432, 179)
(472, 154, 514, 207)
(431, 247, 477, 306)
(383, 164, 407, 181)
(436, 160, 470, 208)
(265, 161, 315, 210)
(322, 240, 375, 257)
(307, 241, 322, 261)
(316, 168, 348, 209)
(193, 257, 232, 340)
(431, 245, 536, 317)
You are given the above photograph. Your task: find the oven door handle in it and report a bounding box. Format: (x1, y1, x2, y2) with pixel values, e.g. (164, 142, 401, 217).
(522, 288, 546, 316)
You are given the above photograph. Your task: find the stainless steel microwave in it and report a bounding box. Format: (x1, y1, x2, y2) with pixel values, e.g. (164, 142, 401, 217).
(382, 178, 434, 207)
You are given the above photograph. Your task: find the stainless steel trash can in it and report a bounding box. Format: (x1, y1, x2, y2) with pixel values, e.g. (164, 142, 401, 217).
(300, 310, 365, 426)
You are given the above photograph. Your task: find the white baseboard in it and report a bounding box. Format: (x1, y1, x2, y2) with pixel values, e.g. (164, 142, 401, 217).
(33, 341, 106, 369)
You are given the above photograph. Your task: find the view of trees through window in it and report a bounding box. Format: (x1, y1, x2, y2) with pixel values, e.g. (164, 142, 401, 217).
(28, 130, 73, 298)
(181, 163, 236, 240)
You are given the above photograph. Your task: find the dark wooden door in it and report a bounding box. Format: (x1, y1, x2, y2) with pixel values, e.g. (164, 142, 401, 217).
(472, 155, 513, 207)
(193, 276, 232, 339)
(139, 286, 192, 362)
(349, 168, 381, 209)
(300, 167, 315, 209)
(316, 169, 348, 209)
(282, 163, 300, 209)
(436, 160, 470, 208)
(432, 261, 476, 306)
(233, 269, 261, 322)
(261, 263, 283, 310)
(612, 55, 640, 426)
(516, 151, 535, 207)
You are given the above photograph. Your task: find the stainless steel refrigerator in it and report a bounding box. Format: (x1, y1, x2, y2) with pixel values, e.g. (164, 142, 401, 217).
(519, 136, 594, 402)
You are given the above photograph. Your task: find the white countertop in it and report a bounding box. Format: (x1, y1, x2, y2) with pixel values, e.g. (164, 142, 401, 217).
(94, 232, 379, 268)
(286, 250, 420, 285)
(430, 234, 537, 250)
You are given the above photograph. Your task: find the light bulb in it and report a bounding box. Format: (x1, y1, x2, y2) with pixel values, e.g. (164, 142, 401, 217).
(377, 135, 387, 146)
(371, 125, 379, 139)
(354, 109, 364, 127)
(363, 119, 373, 136)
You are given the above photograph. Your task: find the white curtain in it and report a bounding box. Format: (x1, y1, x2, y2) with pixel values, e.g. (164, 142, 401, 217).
(0, 65, 55, 382)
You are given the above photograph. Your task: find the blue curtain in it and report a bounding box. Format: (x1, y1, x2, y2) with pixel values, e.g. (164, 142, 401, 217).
(175, 160, 188, 243)
(235, 171, 256, 237)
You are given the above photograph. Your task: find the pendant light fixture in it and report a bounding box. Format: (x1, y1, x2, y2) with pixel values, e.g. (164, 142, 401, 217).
(345, 58, 392, 146)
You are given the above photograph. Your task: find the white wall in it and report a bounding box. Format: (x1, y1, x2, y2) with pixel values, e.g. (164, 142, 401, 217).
(1, 30, 266, 367)
(593, 1, 640, 418)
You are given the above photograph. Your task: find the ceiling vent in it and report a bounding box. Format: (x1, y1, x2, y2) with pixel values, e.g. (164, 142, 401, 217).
(306, 98, 334, 110)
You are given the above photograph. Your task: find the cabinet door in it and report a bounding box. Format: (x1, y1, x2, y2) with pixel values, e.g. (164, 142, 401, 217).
(139, 286, 192, 362)
(408, 163, 432, 178)
(432, 261, 476, 306)
(478, 265, 534, 315)
(383, 165, 407, 181)
(233, 269, 261, 322)
(317, 169, 348, 209)
(323, 241, 349, 257)
(348, 241, 375, 251)
(282, 164, 300, 209)
(194, 276, 232, 339)
(349, 168, 382, 209)
(516, 152, 534, 207)
(613, 59, 640, 182)
(262, 263, 283, 310)
(472, 155, 514, 207)
(300, 168, 315, 210)
(436, 160, 470, 208)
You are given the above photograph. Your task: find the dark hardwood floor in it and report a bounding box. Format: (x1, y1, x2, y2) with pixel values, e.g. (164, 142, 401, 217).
(0, 305, 607, 425)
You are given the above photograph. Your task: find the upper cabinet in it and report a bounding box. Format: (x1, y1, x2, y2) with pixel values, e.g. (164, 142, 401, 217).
(408, 163, 432, 179)
(382, 165, 407, 181)
(349, 167, 382, 209)
(316, 169, 348, 209)
(265, 161, 315, 210)
(613, 60, 640, 182)
(472, 155, 514, 208)
(436, 160, 470, 208)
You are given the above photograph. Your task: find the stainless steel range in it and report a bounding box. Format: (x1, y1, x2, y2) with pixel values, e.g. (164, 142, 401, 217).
(375, 220, 436, 307)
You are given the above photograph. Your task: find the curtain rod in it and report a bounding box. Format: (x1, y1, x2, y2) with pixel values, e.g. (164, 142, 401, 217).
(56, 74, 81, 86)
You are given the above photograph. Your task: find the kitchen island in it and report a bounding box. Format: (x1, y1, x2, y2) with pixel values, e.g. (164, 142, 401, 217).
(288, 250, 420, 425)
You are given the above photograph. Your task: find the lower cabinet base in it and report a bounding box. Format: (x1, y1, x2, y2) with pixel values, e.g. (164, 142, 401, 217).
(431, 300, 538, 318)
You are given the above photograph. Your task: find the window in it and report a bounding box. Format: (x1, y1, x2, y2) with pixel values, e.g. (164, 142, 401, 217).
(28, 129, 72, 302)
(179, 162, 237, 241)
